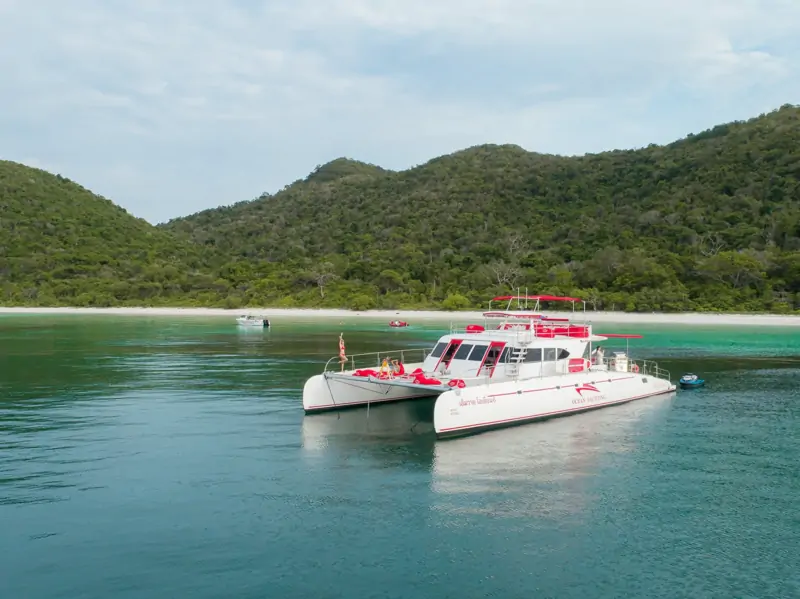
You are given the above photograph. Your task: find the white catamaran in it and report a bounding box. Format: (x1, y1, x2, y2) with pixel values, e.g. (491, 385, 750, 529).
(301, 295, 675, 438)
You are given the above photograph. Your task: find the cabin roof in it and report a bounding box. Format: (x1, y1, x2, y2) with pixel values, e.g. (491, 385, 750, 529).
(434, 331, 600, 346)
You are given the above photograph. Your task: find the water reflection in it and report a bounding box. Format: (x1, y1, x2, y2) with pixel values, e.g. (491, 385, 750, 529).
(430, 394, 675, 519)
(301, 401, 436, 450)
(300, 401, 437, 474)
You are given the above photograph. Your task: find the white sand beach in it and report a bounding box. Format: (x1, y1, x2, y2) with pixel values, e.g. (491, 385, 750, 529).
(1, 306, 800, 326)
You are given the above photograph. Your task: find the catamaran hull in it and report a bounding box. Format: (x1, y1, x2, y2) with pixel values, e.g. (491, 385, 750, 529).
(302, 370, 444, 413)
(433, 370, 676, 439)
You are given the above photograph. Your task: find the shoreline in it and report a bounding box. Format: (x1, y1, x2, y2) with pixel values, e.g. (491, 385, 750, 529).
(1, 306, 800, 326)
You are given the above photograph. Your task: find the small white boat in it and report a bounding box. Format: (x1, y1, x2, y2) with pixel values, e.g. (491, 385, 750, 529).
(301, 293, 675, 439)
(236, 314, 270, 328)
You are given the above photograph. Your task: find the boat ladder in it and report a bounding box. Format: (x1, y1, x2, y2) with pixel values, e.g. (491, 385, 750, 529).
(506, 347, 527, 378)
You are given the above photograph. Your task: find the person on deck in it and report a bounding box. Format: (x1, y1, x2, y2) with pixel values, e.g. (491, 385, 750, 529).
(591, 346, 604, 364)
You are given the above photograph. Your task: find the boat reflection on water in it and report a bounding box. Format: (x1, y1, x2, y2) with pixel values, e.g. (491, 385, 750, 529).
(430, 393, 676, 520)
(300, 393, 676, 518)
(300, 399, 436, 454)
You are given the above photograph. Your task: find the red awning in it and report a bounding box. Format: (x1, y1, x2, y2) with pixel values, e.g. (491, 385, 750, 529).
(491, 295, 582, 303)
(482, 312, 542, 318)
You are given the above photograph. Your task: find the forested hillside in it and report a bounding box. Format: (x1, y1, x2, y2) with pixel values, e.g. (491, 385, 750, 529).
(163, 104, 800, 312)
(3, 105, 800, 311)
(0, 161, 218, 306)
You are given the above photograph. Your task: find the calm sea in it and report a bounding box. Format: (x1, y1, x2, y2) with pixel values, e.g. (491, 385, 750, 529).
(1, 315, 798, 599)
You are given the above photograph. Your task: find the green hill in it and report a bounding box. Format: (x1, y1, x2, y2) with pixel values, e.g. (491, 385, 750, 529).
(0, 161, 219, 307)
(163, 104, 800, 312)
(304, 158, 390, 184)
(3, 105, 800, 312)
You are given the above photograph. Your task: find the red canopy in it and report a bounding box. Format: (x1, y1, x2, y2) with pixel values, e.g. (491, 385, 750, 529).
(483, 311, 542, 318)
(492, 295, 582, 303)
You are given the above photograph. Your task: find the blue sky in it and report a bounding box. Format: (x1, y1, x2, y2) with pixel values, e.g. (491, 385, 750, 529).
(1, 0, 799, 224)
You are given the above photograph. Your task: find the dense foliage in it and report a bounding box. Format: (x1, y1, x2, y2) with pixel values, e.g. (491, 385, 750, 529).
(3, 105, 800, 311)
(0, 161, 217, 306)
(163, 105, 800, 312)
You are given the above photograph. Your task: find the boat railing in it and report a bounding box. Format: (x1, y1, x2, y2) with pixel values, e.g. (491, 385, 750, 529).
(323, 347, 434, 373)
(448, 323, 591, 340)
(632, 359, 670, 382)
(593, 357, 670, 382)
(449, 325, 474, 335)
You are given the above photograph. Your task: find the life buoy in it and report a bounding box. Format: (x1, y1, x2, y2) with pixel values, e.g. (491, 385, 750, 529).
(631, 363, 639, 373)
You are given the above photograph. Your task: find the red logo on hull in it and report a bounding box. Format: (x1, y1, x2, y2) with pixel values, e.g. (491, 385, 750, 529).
(575, 383, 600, 396)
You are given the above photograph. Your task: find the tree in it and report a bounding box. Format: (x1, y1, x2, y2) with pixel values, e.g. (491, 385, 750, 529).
(698, 233, 726, 257)
(312, 262, 338, 298)
(696, 250, 767, 289)
(487, 260, 522, 289)
(442, 293, 471, 310)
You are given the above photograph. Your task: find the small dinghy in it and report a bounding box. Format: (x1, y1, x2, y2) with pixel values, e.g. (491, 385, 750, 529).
(679, 373, 705, 389)
(236, 315, 270, 328)
(389, 320, 409, 328)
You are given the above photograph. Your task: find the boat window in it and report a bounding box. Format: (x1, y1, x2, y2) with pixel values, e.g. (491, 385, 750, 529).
(440, 339, 461, 366)
(430, 342, 448, 358)
(558, 349, 570, 359)
(467, 345, 488, 360)
(524, 348, 542, 362)
(483, 346, 501, 367)
(441, 343, 460, 363)
(544, 348, 556, 361)
(498, 347, 510, 364)
(454, 343, 473, 360)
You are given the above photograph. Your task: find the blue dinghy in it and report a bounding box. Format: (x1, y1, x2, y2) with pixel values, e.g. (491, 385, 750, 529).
(679, 373, 705, 389)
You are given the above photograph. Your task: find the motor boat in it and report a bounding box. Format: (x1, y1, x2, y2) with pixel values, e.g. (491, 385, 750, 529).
(679, 373, 704, 389)
(301, 294, 675, 439)
(389, 320, 409, 328)
(236, 314, 270, 328)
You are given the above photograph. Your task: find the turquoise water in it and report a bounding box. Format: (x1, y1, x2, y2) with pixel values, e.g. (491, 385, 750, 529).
(1, 315, 799, 598)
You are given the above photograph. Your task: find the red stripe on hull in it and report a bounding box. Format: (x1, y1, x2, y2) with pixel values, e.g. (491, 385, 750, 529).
(487, 375, 636, 399)
(436, 389, 673, 435)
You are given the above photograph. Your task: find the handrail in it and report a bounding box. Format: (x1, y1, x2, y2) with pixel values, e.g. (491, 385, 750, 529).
(323, 347, 434, 373)
(592, 356, 670, 382)
(322, 343, 671, 384)
(449, 323, 592, 339)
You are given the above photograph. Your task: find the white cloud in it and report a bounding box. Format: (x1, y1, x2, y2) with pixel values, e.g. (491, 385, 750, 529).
(0, 0, 798, 223)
